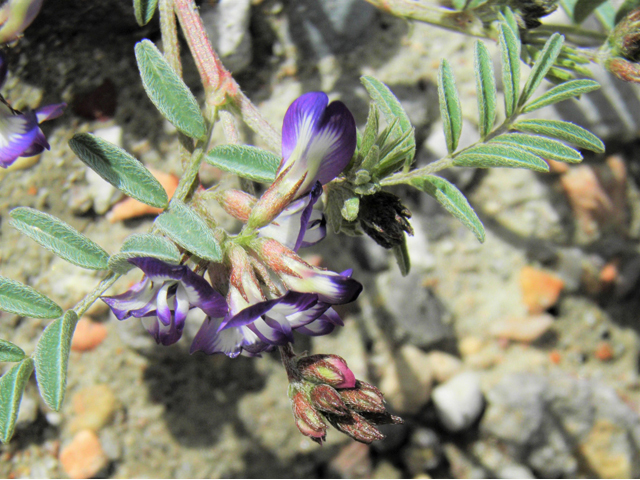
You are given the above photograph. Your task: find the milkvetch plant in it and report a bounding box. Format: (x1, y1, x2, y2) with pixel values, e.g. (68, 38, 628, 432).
(0, 0, 605, 446)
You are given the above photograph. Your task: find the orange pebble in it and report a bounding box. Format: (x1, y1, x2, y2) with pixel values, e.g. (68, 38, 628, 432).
(27, 185, 38, 195)
(107, 167, 178, 222)
(59, 430, 108, 479)
(595, 341, 614, 361)
(71, 318, 108, 352)
(520, 266, 565, 314)
(599, 261, 619, 284)
(547, 159, 569, 174)
(549, 350, 561, 364)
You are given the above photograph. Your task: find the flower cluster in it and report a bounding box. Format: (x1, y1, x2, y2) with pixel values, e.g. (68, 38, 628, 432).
(102, 92, 362, 357)
(287, 353, 402, 444)
(0, 50, 65, 168)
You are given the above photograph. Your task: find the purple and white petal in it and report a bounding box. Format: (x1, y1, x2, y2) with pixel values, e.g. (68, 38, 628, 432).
(281, 92, 329, 165)
(299, 214, 326, 249)
(0, 109, 39, 168)
(180, 267, 228, 317)
(128, 257, 185, 282)
(102, 277, 158, 320)
(218, 297, 282, 331)
(280, 262, 362, 305)
(295, 316, 337, 336)
(191, 316, 259, 357)
(35, 103, 66, 123)
(154, 283, 173, 326)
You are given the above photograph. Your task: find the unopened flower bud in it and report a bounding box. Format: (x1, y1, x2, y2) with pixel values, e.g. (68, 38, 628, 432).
(213, 189, 256, 222)
(509, 0, 558, 29)
(291, 391, 327, 444)
(297, 354, 357, 388)
(339, 381, 386, 414)
(247, 168, 305, 230)
(310, 384, 349, 415)
(327, 411, 385, 444)
(605, 57, 640, 82)
(359, 191, 414, 249)
(0, 0, 44, 44)
(609, 8, 640, 62)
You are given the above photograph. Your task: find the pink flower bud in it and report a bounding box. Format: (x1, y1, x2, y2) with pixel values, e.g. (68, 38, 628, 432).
(310, 384, 349, 415)
(606, 58, 640, 83)
(291, 391, 327, 444)
(339, 381, 386, 413)
(328, 411, 385, 444)
(297, 354, 356, 389)
(213, 189, 256, 222)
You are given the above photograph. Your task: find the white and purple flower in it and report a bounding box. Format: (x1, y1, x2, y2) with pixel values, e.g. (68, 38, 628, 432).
(102, 257, 228, 346)
(247, 92, 356, 230)
(0, 51, 66, 168)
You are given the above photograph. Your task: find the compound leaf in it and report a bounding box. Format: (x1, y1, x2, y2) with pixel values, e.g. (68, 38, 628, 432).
(438, 59, 463, 153)
(491, 133, 582, 163)
(0, 340, 26, 363)
(520, 34, 564, 105)
(474, 40, 497, 139)
(10, 207, 109, 270)
(135, 39, 207, 140)
(0, 358, 34, 443)
(69, 133, 168, 209)
(410, 175, 485, 242)
(0, 277, 62, 319)
(522, 79, 600, 113)
(454, 143, 550, 172)
(513, 119, 605, 152)
(34, 311, 78, 411)
(134, 0, 158, 25)
(155, 200, 222, 262)
(206, 145, 280, 184)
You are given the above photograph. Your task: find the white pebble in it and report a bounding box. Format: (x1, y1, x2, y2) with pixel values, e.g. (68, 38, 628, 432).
(432, 371, 484, 432)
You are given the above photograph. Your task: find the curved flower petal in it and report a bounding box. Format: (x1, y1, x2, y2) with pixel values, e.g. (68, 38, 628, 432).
(0, 108, 39, 168)
(191, 316, 259, 357)
(128, 257, 185, 282)
(101, 277, 158, 320)
(35, 103, 66, 123)
(280, 92, 356, 193)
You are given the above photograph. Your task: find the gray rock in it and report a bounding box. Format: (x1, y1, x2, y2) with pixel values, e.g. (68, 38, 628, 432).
(15, 389, 39, 428)
(482, 373, 547, 445)
(289, 0, 377, 57)
(375, 270, 454, 349)
(201, 0, 252, 73)
(526, 422, 578, 478)
(432, 371, 484, 432)
(403, 428, 443, 474)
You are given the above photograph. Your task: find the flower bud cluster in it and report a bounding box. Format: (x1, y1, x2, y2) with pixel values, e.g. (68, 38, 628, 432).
(605, 8, 640, 83)
(288, 354, 402, 444)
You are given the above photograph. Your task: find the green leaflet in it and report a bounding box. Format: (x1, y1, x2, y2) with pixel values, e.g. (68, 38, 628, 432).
(438, 59, 463, 153)
(155, 200, 222, 262)
(10, 207, 109, 271)
(392, 236, 411, 277)
(498, 8, 521, 40)
(359, 104, 379, 163)
(361, 76, 416, 166)
(108, 234, 182, 273)
(409, 175, 485, 243)
(0, 358, 34, 443)
(206, 145, 281, 184)
(573, 0, 609, 23)
(520, 34, 564, 106)
(69, 133, 169, 209)
(0, 277, 62, 319)
(135, 40, 207, 140)
(499, 23, 521, 118)
(522, 79, 600, 113)
(595, 0, 615, 28)
(452, 0, 467, 10)
(454, 143, 550, 172)
(134, 0, 158, 26)
(513, 119, 605, 152)
(474, 41, 497, 139)
(34, 311, 78, 411)
(491, 133, 582, 163)
(0, 340, 26, 363)
(466, 0, 489, 9)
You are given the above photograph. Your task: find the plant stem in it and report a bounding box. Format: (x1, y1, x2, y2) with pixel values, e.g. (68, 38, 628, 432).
(73, 271, 120, 318)
(159, 0, 182, 76)
(172, 0, 281, 152)
(279, 343, 301, 383)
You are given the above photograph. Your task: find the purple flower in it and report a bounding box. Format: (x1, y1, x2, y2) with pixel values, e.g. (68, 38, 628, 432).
(254, 238, 362, 305)
(247, 92, 356, 229)
(258, 181, 326, 251)
(102, 257, 227, 346)
(0, 101, 66, 168)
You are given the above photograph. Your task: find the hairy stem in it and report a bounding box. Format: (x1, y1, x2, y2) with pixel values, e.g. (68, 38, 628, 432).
(73, 271, 120, 318)
(159, 0, 182, 75)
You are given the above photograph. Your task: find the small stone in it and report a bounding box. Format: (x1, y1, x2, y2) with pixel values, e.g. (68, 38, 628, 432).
(69, 385, 117, 433)
(432, 372, 483, 432)
(489, 314, 554, 343)
(71, 317, 108, 352)
(379, 344, 434, 414)
(459, 336, 484, 357)
(520, 266, 564, 314)
(201, 0, 252, 73)
(594, 341, 614, 361)
(15, 390, 39, 428)
(578, 419, 632, 478)
(372, 460, 402, 479)
(404, 428, 443, 475)
(426, 351, 463, 383)
(60, 430, 108, 479)
(328, 442, 372, 478)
